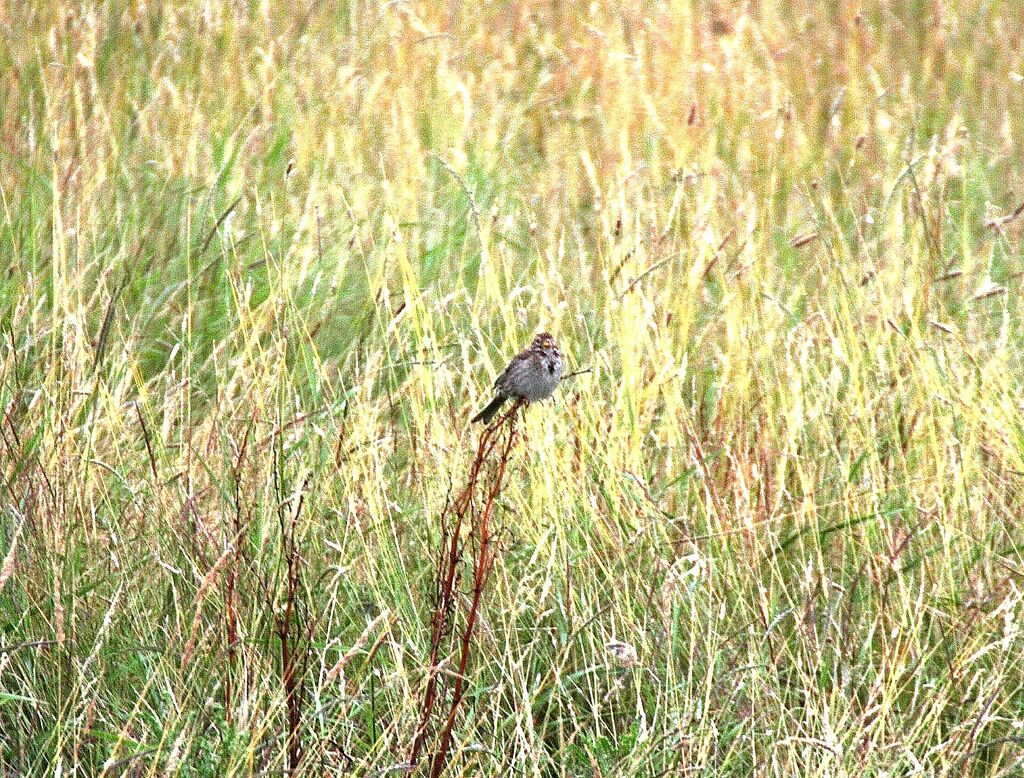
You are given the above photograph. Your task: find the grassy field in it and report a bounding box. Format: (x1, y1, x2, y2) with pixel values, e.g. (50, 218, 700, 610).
(3, 0, 1024, 774)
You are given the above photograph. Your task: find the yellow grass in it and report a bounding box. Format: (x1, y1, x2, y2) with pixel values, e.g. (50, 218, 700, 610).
(2, 0, 1024, 775)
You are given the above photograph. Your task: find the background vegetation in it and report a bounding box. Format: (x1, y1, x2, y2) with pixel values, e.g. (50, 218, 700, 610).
(2, 0, 1024, 774)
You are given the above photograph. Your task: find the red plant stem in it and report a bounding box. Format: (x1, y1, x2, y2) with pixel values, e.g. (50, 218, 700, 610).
(409, 511, 463, 764)
(409, 428, 493, 763)
(409, 402, 522, 769)
(280, 475, 308, 773)
(428, 423, 516, 777)
(224, 565, 237, 725)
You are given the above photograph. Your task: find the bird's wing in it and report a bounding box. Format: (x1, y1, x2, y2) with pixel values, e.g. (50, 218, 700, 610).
(494, 347, 530, 392)
(492, 360, 512, 391)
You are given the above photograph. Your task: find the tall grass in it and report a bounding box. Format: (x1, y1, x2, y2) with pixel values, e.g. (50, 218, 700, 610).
(2, 0, 1024, 774)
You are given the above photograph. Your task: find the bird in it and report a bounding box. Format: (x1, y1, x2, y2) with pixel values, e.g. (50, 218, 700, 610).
(471, 332, 564, 425)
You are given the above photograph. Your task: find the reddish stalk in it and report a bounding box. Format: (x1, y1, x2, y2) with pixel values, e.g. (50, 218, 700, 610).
(268, 445, 314, 775)
(428, 425, 515, 777)
(409, 400, 522, 771)
(224, 424, 252, 727)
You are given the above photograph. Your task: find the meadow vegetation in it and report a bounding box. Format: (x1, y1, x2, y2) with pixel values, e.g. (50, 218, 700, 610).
(2, 0, 1024, 774)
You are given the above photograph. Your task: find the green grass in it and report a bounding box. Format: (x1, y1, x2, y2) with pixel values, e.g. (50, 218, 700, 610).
(2, 0, 1024, 774)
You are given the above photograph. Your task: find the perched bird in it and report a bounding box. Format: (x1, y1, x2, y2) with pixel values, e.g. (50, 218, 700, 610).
(472, 332, 564, 425)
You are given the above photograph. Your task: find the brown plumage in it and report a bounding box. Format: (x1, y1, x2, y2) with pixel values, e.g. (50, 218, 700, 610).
(472, 333, 564, 424)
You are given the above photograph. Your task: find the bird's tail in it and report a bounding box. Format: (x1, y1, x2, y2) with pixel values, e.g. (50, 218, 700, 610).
(471, 395, 506, 425)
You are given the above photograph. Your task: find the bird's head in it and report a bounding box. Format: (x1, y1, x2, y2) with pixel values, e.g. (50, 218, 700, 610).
(534, 332, 557, 351)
